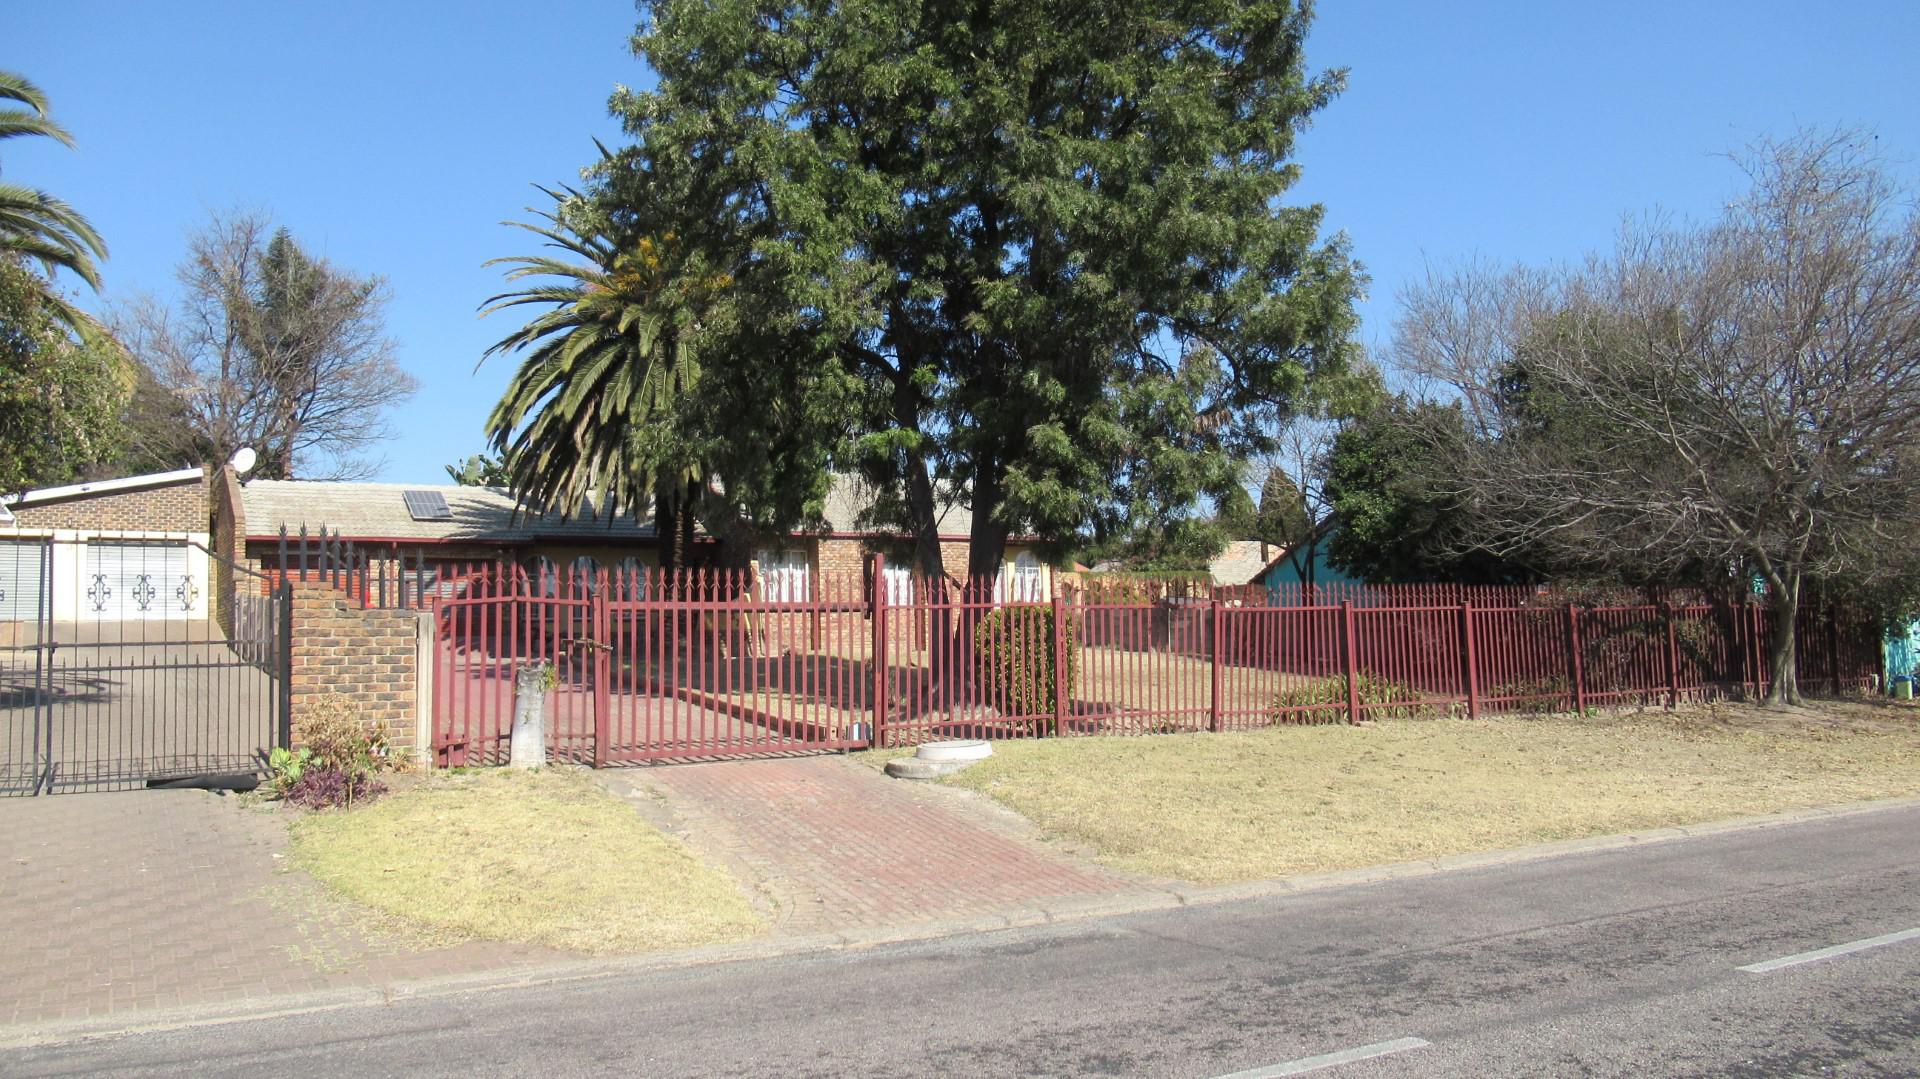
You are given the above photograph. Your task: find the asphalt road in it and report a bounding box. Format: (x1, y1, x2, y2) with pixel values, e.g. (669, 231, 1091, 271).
(11, 805, 1920, 1078)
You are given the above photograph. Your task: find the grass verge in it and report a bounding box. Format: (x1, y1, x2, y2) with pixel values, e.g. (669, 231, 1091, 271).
(884, 700, 1920, 885)
(290, 768, 763, 954)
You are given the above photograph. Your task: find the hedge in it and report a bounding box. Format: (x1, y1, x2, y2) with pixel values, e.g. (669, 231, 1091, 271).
(972, 604, 1078, 719)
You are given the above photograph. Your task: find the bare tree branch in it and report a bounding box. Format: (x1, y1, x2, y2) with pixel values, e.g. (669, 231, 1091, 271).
(109, 210, 416, 479)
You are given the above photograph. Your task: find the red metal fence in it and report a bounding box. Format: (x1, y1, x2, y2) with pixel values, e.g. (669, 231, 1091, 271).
(387, 554, 1884, 767)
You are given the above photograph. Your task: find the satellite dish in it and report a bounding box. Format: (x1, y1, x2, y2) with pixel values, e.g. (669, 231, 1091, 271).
(230, 447, 258, 477)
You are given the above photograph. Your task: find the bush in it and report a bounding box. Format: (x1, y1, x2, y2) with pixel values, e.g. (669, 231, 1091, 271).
(298, 695, 382, 773)
(286, 767, 387, 810)
(972, 604, 1077, 719)
(280, 695, 390, 810)
(1269, 674, 1428, 724)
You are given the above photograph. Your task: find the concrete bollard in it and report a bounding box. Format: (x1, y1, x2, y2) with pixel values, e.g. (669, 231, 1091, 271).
(510, 661, 552, 769)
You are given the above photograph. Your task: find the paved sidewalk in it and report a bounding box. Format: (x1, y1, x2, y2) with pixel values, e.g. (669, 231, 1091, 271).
(605, 755, 1135, 934)
(0, 789, 561, 1030)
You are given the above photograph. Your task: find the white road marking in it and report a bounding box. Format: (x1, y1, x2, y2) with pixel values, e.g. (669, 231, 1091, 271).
(1738, 927, 1920, 974)
(1212, 1037, 1432, 1078)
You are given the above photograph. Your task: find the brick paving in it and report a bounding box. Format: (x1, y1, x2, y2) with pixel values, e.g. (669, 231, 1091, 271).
(611, 755, 1135, 934)
(0, 754, 1141, 1035)
(0, 789, 560, 1032)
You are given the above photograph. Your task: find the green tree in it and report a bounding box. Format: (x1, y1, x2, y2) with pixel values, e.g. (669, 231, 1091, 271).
(481, 183, 845, 570)
(0, 71, 107, 335)
(602, 0, 1362, 588)
(0, 258, 129, 491)
(1322, 396, 1531, 584)
(444, 454, 513, 486)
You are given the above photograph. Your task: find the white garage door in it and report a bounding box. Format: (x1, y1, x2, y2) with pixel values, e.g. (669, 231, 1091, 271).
(85, 542, 196, 620)
(0, 540, 49, 621)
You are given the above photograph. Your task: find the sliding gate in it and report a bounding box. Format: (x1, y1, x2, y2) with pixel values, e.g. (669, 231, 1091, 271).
(430, 565, 871, 765)
(1, 538, 290, 795)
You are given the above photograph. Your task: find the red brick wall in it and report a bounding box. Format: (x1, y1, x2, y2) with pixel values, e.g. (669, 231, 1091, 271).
(209, 467, 245, 631)
(9, 475, 208, 533)
(288, 581, 420, 755)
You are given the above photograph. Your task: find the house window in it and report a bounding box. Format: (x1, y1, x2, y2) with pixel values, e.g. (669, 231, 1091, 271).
(755, 547, 811, 602)
(612, 556, 648, 601)
(571, 556, 602, 597)
(883, 561, 914, 605)
(531, 556, 559, 597)
(1003, 551, 1044, 602)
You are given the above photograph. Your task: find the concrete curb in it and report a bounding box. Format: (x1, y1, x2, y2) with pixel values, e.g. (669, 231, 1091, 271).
(7, 793, 1919, 1050)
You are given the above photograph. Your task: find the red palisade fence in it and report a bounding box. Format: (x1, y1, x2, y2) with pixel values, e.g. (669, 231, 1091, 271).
(267, 533, 1886, 766)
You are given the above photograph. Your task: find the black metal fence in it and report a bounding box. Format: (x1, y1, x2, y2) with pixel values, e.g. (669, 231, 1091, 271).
(0, 537, 290, 796)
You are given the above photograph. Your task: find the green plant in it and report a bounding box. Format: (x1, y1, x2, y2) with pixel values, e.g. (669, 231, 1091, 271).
(267, 745, 312, 795)
(1268, 674, 1428, 724)
(972, 605, 1077, 722)
(284, 694, 387, 809)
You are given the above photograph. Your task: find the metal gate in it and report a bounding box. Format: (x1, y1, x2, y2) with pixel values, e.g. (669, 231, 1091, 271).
(0, 537, 291, 795)
(430, 564, 871, 766)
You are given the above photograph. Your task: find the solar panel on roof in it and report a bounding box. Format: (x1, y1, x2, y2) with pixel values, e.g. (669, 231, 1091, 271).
(403, 490, 452, 521)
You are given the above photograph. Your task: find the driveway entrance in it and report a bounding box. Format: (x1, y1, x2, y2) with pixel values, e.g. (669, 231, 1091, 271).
(0, 538, 290, 795)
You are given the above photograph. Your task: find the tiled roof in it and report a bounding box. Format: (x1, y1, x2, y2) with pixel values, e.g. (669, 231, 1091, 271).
(817, 475, 975, 537)
(240, 481, 657, 543)
(1209, 540, 1273, 586)
(243, 474, 984, 544)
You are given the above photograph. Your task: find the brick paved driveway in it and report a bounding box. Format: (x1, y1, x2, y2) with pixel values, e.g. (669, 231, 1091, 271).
(0, 789, 559, 1032)
(609, 755, 1135, 935)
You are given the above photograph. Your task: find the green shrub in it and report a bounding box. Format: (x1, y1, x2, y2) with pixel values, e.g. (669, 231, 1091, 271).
(1268, 674, 1428, 724)
(972, 605, 1077, 720)
(282, 694, 392, 810)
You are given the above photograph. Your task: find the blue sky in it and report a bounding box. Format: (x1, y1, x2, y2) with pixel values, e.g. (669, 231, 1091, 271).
(14, 2, 1919, 482)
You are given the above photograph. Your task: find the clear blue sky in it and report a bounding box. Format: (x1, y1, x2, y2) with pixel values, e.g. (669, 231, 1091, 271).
(15, 2, 1920, 482)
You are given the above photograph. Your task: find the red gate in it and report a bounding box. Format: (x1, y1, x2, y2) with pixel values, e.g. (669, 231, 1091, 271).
(429, 564, 872, 765)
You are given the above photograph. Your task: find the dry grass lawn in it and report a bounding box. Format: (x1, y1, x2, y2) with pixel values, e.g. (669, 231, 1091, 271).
(901, 699, 1920, 885)
(291, 769, 763, 954)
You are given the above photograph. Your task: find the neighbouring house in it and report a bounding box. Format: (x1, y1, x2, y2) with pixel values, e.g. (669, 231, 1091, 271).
(0, 467, 215, 622)
(1250, 539, 1364, 599)
(1208, 540, 1275, 587)
(1888, 619, 1919, 695)
(222, 472, 1058, 603)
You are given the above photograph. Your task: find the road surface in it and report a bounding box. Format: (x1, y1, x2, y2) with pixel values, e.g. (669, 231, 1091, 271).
(10, 804, 1919, 1077)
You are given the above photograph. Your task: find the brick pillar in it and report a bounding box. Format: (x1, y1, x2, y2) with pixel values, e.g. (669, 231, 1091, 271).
(288, 581, 423, 758)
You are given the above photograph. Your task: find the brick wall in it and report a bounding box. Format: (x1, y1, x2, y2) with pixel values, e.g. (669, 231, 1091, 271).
(288, 581, 422, 757)
(209, 467, 245, 632)
(9, 475, 209, 533)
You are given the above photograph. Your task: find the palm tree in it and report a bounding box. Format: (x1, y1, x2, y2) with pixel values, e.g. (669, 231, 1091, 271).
(0, 71, 108, 333)
(480, 186, 722, 570)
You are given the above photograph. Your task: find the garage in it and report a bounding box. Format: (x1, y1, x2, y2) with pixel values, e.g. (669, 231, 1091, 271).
(0, 540, 49, 622)
(1, 466, 213, 624)
(83, 541, 197, 620)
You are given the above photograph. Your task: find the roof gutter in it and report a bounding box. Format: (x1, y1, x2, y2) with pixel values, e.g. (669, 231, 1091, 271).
(5, 466, 206, 507)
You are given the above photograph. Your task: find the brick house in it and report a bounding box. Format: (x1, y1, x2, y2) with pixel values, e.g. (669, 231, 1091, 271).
(0, 467, 216, 621)
(222, 472, 1058, 601)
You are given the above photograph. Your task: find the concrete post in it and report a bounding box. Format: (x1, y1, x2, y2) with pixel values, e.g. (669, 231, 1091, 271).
(510, 661, 551, 769)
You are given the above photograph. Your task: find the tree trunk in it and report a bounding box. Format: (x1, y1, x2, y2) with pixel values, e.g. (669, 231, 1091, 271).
(1764, 575, 1801, 706)
(656, 494, 682, 575)
(892, 451, 966, 701)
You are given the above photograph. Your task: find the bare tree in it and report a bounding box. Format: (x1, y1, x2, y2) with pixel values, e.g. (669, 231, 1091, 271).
(1397, 131, 1920, 704)
(1390, 257, 1555, 438)
(112, 211, 415, 478)
(1247, 415, 1339, 587)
